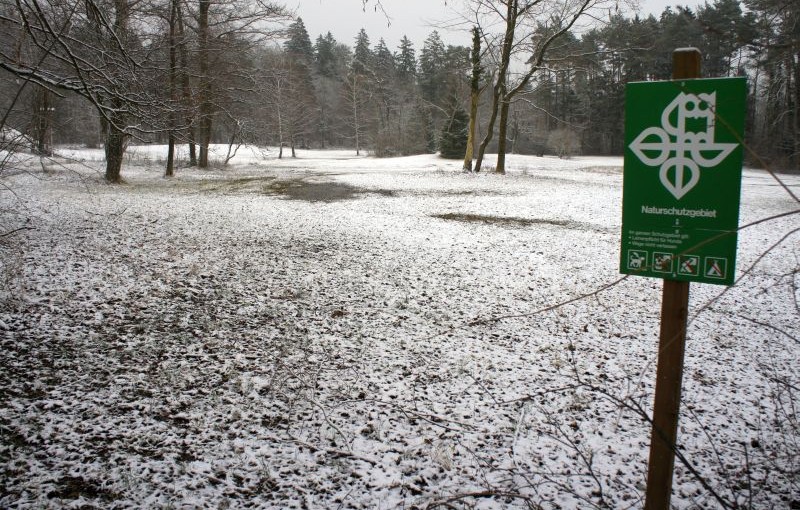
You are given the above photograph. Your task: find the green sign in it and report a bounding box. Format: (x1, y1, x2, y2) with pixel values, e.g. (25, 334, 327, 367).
(620, 77, 746, 286)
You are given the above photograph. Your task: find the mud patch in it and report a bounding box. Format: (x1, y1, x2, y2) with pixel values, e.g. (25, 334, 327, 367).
(432, 213, 610, 232)
(200, 176, 277, 193)
(432, 213, 570, 228)
(411, 189, 508, 197)
(266, 179, 395, 202)
(47, 476, 120, 502)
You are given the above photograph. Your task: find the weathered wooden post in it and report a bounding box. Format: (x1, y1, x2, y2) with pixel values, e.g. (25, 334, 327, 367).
(643, 48, 700, 510)
(645, 274, 690, 509)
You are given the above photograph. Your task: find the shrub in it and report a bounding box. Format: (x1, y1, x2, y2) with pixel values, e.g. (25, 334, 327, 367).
(439, 106, 469, 159)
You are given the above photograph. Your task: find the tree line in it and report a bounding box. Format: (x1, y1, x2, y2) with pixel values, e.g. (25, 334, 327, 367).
(526, 0, 799, 170)
(1, 0, 798, 182)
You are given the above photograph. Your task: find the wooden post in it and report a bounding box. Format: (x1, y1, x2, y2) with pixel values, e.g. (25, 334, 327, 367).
(645, 279, 690, 510)
(644, 47, 700, 510)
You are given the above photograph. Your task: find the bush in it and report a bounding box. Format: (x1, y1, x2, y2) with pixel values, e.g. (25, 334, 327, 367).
(547, 128, 581, 158)
(439, 107, 469, 159)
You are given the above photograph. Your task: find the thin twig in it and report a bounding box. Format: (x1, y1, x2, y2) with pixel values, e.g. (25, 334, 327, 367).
(0, 226, 33, 238)
(737, 315, 799, 344)
(286, 432, 378, 466)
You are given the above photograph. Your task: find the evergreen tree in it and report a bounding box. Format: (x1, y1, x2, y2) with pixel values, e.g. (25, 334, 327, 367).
(745, 0, 800, 168)
(372, 38, 396, 78)
(352, 29, 372, 75)
(284, 17, 315, 66)
(419, 31, 446, 106)
(313, 33, 350, 148)
(396, 36, 417, 81)
(697, 0, 750, 77)
(653, 7, 705, 79)
(372, 38, 398, 155)
(315, 32, 338, 77)
(343, 30, 375, 155)
(281, 18, 317, 148)
(440, 103, 469, 159)
(385, 36, 427, 156)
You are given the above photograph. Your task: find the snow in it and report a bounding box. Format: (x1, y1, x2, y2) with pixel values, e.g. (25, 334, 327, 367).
(1, 145, 798, 509)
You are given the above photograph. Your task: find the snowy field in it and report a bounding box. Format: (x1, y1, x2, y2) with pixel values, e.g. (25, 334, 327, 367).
(1, 145, 798, 509)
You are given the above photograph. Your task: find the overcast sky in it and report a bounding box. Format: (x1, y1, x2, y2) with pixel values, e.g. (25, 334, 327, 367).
(291, 0, 699, 51)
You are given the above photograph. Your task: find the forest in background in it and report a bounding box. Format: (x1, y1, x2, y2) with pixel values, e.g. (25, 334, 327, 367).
(1, 0, 798, 179)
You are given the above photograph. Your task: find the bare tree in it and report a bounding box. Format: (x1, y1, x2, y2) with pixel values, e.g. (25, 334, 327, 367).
(0, 0, 290, 179)
(257, 49, 317, 158)
(469, 0, 614, 173)
(190, 0, 289, 168)
(464, 26, 484, 171)
(0, 0, 173, 181)
(165, 0, 180, 177)
(342, 71, 372, 156)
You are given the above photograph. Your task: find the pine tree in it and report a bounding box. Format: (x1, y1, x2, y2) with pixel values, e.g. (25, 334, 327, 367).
(284, 17, 315, 67)
(314, 32, 346, 148)
(697, 0, 752, 77)
(372, 38, 396, 78)
(315, 32, 337, 77)
(396, 36, 417, 81)
(745, 0, 800, 168)
(419, 31, 446, 106)
(440, 103, 469, 159)
(372, 38, 397, 155)
(352, 29, 372, 75)
(282, 17, 317, 150)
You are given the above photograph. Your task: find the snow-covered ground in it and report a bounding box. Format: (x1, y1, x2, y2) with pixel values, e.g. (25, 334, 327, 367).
(1, 145, 798, 509)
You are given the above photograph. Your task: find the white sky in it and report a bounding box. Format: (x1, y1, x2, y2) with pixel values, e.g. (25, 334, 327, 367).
(291, 0, 468, 49)
(291, 0, 700, 51)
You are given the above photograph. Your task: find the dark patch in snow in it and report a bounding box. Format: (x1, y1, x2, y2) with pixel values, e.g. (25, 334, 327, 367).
(432, 213, 609, 232)
(266, 178, 395, 202)
(47, 476, 121, 502)
(404, 189, 508, 197)
(198, 176, 277, 193)
(581, 165, 623, 175)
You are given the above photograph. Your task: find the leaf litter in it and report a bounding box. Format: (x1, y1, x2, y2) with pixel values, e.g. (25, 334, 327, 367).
(0, 146, 798, 509)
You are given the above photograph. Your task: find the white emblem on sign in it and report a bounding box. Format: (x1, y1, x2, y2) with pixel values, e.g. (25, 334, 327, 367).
(629, 92, 738, 199)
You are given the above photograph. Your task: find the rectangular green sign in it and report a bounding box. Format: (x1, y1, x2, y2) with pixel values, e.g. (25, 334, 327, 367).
(620, 77, 747, 286)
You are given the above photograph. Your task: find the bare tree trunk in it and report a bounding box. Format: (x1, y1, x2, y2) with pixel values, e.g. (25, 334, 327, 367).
(464, 26, 481, 172)
(478, 0, 594, 173)
(103, 0, 130, 183)
(464, 90, 478, 171)
(794, 49, 800, 171)
(276, 92, 284, 158)
(176, 7, 196, 167)
(198, 0, 212, 168)
(166, 132, 175, 177)
(32, 87, 52, 155)
(510, 109, 519, 154)
(475, 80, 504, 173)
(474, 0, 516, 173)
(165, 0, 179, 177)
(353, 74, 361, 156)
(224, 123, 241, 165)
(105, 108, 126, 183)
(496, 98, 511, 174)
(198, 115, 211, 167)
